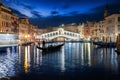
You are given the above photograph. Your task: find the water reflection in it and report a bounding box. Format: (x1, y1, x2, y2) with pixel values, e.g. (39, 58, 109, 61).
(92, 47, 118, 73)
(0, 46, 17, 78)
(80, 43, 91, 66)
(87, 43, 91, 66)
(0, 42, 120, 79)
(24, 46, 29, 73)
(18, 46, 21, 64)
(81, 43, 84, 65)
(36, 48, 42, 65)
(61, 46, 65, 72)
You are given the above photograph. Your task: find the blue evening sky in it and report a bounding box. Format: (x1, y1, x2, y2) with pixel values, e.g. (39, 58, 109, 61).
(2, 0, 120, 28)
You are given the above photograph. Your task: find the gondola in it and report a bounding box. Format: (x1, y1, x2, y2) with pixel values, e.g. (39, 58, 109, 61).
(36, 43, 64, 52)
(93, 42, 116, 48)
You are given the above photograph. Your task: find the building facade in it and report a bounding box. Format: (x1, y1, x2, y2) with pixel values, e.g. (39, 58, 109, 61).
(84, 21, 94, 40)
(78, 23, 84, 39)
(104, 13, 120, 42)
(18, 18, 30, 42)
(0, 2, 18, 44)
(0, 2, 12, 33)
(92, 21, 105, 41)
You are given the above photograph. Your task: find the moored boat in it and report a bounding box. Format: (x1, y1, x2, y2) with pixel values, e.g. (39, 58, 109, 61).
(93, 41, 116, 48)
(19, 42, 33, 46)
(116, 34, 120, 55)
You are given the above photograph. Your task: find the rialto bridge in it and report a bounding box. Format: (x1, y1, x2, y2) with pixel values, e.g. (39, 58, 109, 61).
(39, 28, 81, 41)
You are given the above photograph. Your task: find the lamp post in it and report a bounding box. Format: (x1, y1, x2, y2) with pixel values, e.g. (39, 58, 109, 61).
(24, 34, 28, 43)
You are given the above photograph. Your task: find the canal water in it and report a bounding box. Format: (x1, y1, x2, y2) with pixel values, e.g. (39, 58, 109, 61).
(0, 42, 120, 80)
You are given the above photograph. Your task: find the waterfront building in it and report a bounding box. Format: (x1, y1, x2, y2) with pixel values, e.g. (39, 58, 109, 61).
(93, 21, 105, 42)
(28, 25, 39, 42)
(0, 2, 12, 33)
(104, 13, 120, 42)
(0, 1, 40, 45)
(91, 6, 120, 42)
(18, 18, 39, 43)
(78, 23, 84, 39)
(84, 21, 94, 40)
(0, 2, 18, 44)
(0, 2, 18, 34)
(61, 23, 79, 33)
(93, 13, 120, 42)
(32, 25, 39, 41)
(18, 18, 30, 42)
(11, 13, 19, 34)
(104, 5, 109, 18)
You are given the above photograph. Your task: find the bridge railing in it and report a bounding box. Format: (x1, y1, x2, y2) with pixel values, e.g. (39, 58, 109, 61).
(39, 30, 81, 41)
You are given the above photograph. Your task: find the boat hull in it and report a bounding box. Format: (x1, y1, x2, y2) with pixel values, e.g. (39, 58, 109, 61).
(37, 43, 64, 52)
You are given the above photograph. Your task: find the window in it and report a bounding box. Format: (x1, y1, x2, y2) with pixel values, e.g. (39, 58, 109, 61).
(118, 25, 120, 31)
(118, 17, 120, 22)
(64, 32, 66, 35)
(108, 20, 112, 23)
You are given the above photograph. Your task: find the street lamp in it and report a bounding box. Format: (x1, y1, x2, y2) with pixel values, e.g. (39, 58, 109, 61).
(24, 34, 28, 42)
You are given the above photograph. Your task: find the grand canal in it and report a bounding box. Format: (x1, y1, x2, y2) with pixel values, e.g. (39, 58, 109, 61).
(0, 42, 120, 80)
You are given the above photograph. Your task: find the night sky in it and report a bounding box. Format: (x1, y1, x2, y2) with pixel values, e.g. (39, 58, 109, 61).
(2, 0, 120, 28)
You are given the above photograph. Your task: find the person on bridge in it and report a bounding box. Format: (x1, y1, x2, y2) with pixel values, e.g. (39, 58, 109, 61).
(42, 40, 45, 47)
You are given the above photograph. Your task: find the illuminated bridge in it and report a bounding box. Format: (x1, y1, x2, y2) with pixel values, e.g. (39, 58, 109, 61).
(39, 28, 81, 41)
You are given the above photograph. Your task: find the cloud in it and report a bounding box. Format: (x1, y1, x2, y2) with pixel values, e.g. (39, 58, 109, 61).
(51, 11, 59, 15)
(31, 11, 42, 18)
(29, 12, 103, 28)
(11, 8, 28, 18)
(6, 0, 120, 28)
(21, 3, 34, 10)
(61, 4, 70, 9)
(69, 11, 79, 15)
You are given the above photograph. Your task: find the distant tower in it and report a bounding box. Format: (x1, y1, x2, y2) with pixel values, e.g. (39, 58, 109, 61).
(0, 0, 2, 5)
(104, 5, 109, 18)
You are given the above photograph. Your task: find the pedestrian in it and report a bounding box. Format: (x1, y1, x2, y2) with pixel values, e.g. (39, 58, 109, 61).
(42, 40, 45, 47)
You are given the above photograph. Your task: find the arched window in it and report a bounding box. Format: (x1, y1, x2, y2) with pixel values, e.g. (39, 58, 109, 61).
(56, 32, 58, 35)
(64, 32, 66, 35)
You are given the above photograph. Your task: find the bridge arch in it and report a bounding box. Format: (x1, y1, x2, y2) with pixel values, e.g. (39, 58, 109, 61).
(39, 28, 81, 41)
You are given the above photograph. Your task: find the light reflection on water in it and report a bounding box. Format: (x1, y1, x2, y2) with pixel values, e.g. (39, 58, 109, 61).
(0, 47, 17, 78)
(0, 42, 119, 79)
(24, 46, 29, 73)
(61, 46, 65, 72)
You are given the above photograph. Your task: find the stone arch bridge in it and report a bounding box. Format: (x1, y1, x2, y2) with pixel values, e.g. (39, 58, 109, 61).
(38, 28, 81, 41)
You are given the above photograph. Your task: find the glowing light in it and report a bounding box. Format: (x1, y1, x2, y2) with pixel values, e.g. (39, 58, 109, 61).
(24, 35, 28, 38)
(115, 33, 118, 36)
(28, 46, 30, 64)
(87, 43, 91, 66)
(24, 46, 29, 73)
(61, 46, 65, 72)
(28, 35, 29, 37)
